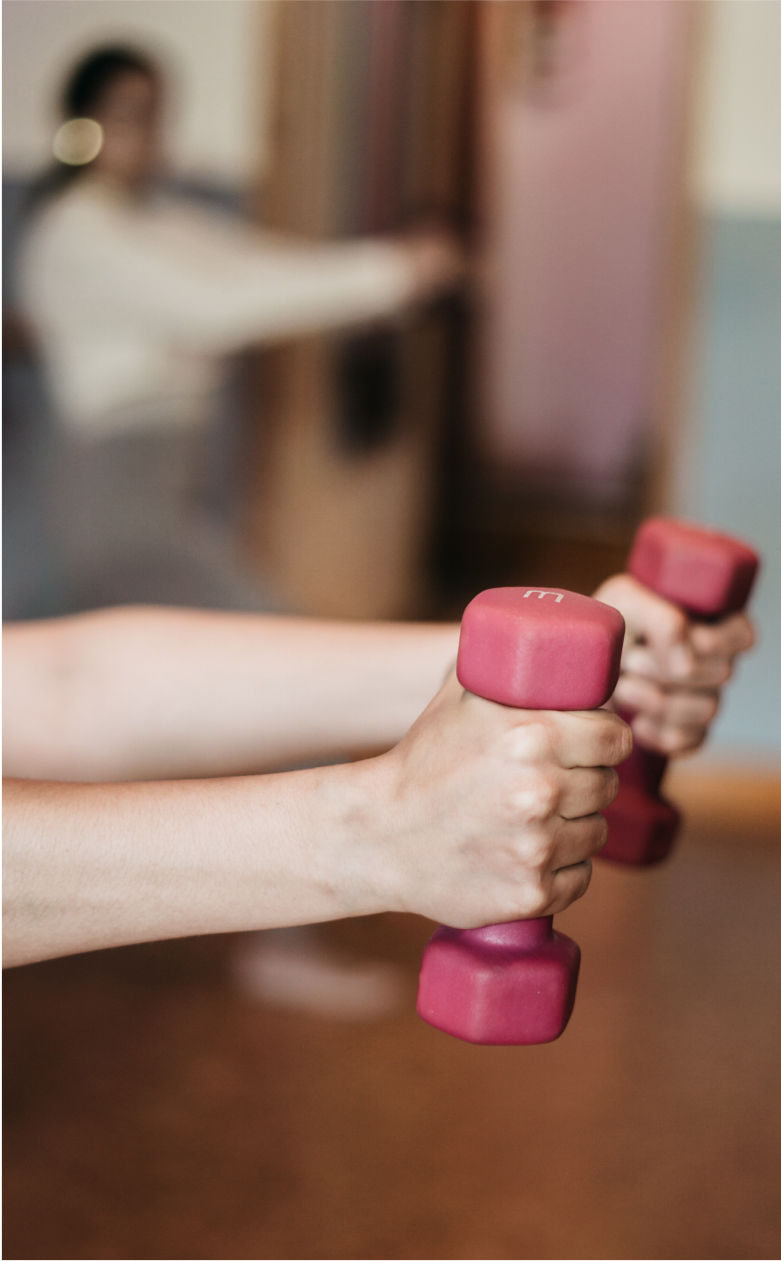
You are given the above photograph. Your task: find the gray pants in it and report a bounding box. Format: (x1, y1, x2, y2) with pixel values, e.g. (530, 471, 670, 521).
(47, 425, 280, 615)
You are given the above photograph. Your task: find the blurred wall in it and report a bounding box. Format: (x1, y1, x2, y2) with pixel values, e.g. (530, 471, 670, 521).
(693, 0, 781, 217)
(3, 0, 778, 757)
(2, 0, 272, 185)
(482, 0, 690, 507)
(671, 0, 781, 756)
(676, 1, 781, 761)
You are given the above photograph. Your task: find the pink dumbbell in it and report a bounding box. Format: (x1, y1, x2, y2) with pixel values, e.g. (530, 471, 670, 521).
(600, 516, 760, 866)
(417, 586, 625, 1045)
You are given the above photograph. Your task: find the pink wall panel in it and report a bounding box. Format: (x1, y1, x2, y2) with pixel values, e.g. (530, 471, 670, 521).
(483, 0, 689, 503)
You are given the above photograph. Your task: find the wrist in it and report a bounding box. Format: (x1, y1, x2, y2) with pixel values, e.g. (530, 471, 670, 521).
(308, 753, 405, 923)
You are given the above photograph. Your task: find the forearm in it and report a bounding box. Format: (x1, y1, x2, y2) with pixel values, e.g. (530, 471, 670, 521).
(3, 608, 459, 782)
(106, 235, 416, 351)
(196, 240, 416, 348)
(165, 233, 460, 351)
(2, 760, 389, 967)
(3, 677, 629, 969)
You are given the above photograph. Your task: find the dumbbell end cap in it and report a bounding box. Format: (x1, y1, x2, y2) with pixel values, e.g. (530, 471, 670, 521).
(457, 587, 624, 711)
(417, 918, 580, 1044)
(628, 517, 759, 618)
(600, 785, 681, 866)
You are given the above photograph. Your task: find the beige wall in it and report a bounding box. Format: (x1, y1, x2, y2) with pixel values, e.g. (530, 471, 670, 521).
(4, 0, 780, 212)
(693, 0, 781, 217)
(2, 0, 273, 184)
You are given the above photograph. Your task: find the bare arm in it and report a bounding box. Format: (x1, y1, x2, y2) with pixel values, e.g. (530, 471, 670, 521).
(12, 575, 747, 971)
(3, 607, 460, 782)
(4, 584, 750, 782)
(3, 672, 629, 967)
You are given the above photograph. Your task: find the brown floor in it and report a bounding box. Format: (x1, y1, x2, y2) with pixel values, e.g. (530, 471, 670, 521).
(4, 776, 781, 1261)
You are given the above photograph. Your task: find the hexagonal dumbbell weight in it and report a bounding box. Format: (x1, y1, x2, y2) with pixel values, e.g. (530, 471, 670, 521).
(417, 586, 626, 1045)
(600, 517, 760, 866)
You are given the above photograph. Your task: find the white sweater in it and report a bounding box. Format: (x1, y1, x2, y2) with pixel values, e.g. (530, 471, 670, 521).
(21, 177, 416, 437)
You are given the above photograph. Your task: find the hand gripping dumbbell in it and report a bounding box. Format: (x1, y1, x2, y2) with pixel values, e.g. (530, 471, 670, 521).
(600, 516, 760, 866)
(416, 586, 625, 1045)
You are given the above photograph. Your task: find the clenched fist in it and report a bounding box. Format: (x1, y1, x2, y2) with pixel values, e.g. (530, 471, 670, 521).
(353, 672, 631, 930)
(594, 574, 755, 756)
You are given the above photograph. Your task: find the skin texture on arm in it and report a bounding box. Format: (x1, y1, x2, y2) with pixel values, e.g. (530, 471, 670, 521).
(2, 607, 461, 782)
(3, 577, 752, 970)
(3, 669, 629, 967)
(3, 586, 753, 783)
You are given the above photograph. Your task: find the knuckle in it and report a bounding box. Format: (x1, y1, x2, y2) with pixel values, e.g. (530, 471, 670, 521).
(517, 771, 560, 821)
(551, 862, 592, 914)
(521, 877, 553, 919)
(495, 873, 552, 923)
(502, 719, 553, 763)
(514, 828, 556, 874)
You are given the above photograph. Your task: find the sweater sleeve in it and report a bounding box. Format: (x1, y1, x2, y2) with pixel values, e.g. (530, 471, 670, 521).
(146, 236, 418, 350)
(24, 192, 418, 354)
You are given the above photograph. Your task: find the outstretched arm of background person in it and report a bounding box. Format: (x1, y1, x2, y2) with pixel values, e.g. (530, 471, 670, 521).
(26, 199, 464, 362)
(124, 227, 465, 350)
(3, 613, 629, 966)
(593, 575, 755, 756)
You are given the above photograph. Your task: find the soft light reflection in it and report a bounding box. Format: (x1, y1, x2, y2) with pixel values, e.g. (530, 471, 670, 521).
(53, 117, 103, 165)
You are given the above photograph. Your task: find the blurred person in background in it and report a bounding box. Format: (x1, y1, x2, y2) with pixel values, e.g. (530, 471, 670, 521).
(16, 45, 461, 1019)
(20, 46, 460, 613)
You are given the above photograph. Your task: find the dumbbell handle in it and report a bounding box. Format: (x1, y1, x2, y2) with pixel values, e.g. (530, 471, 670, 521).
(616, 722, 668, 794)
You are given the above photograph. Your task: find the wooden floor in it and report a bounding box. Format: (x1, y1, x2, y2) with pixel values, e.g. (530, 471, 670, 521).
(4, 776, 781, 1261)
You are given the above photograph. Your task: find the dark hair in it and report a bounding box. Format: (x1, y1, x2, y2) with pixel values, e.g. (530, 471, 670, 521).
(61, 45, 159, 120)
(26, 45, 160, 211)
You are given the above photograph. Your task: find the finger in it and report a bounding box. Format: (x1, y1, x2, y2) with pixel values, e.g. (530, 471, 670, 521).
(557, 765, 619, 820)
(615, 673, 720, 727)
(621, 643, 683, 682)
(690, 613, 755, 659)
(631, 713, 708, 756)
(549, 811, 609, 867)
(545, 859, 593, 916)
(622, 645, 733, 689)
(501, 813, 607, 908)
(647, 689, 719, 730)
(547, 708, 632, 770)
(466, 856, 593, 926)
